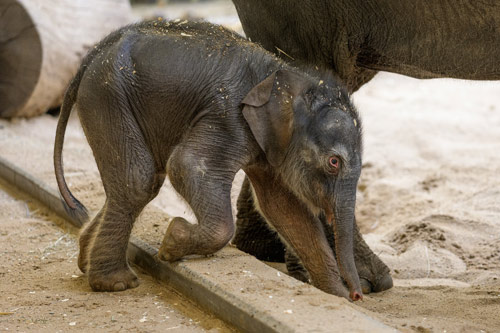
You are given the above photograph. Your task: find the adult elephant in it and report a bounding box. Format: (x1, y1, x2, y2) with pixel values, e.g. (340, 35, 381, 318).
(231, 0, 500, 294)
(232, 1, 500, 91)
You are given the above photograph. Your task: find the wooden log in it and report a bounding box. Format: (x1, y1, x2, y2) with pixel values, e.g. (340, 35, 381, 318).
(0, 0, 133, 118)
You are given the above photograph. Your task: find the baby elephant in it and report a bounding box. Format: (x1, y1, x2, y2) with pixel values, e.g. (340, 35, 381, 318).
(54, 20, 364, 301)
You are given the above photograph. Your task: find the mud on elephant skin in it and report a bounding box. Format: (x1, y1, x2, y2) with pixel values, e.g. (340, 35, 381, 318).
(233, 177, 392, 294)
(54, 20, 366, 300)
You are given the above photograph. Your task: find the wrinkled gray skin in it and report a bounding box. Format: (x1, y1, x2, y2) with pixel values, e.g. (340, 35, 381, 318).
(231, 0, 500, 294)
(54, 20, 365, 301)
(232, 0, 500, 92)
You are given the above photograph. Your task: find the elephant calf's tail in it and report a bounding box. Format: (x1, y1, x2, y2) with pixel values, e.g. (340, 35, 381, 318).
(53, 68, 89, 226)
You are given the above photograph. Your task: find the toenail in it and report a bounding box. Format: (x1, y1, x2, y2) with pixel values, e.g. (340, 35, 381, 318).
(113, 282, 126, 291)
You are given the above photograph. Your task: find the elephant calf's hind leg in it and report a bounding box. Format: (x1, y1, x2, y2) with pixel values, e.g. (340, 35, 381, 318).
(82, 112, 165, 292)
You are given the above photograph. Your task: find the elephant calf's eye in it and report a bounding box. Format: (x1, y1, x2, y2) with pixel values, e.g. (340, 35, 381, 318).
(328, 156, 340, 173)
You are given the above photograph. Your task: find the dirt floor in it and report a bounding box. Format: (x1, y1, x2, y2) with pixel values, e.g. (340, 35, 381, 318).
(0, 180, 235, 332)
(352, 74, 500, 332)
(2, 1, 500, 332)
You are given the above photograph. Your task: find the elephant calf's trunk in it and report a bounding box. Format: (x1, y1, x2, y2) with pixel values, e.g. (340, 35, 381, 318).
(334, 216, 363, 301)
(329, 189, 363, 301)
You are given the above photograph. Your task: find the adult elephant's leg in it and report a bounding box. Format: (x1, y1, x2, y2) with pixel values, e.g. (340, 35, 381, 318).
(346, 68, 378, 93)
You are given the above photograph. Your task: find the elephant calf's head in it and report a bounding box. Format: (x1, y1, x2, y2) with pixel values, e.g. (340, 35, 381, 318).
(242, 69, 363, 300)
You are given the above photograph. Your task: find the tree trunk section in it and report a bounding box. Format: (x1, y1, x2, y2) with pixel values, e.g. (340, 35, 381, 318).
(0, 0, 133, 118)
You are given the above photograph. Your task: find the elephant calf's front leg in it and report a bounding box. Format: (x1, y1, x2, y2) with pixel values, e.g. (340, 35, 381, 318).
(234, 177, 393, 294)
(158, 161, 235, 261)
(158, 124, 247, 261)
(287, 216, 393, 294)
(246, 167, 350, 299)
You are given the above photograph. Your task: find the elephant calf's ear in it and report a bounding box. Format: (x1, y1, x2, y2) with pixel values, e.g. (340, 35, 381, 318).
(242, 72, 276, 107)
(242, 71, 298, 167)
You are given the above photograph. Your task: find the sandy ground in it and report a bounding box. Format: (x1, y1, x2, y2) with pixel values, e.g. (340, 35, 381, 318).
(0, 184, 234, 333)
(1, 1, 500, 332)
(353, 74, 500, 332)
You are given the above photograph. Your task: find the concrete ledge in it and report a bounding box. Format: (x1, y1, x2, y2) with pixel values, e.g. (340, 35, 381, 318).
(0, 155, 392, 332)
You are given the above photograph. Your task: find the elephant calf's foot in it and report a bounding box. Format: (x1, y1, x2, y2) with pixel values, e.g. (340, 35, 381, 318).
(158, 216, 233, 261)
(88, 267, 139, 292)
(158, 217, 197, 261)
